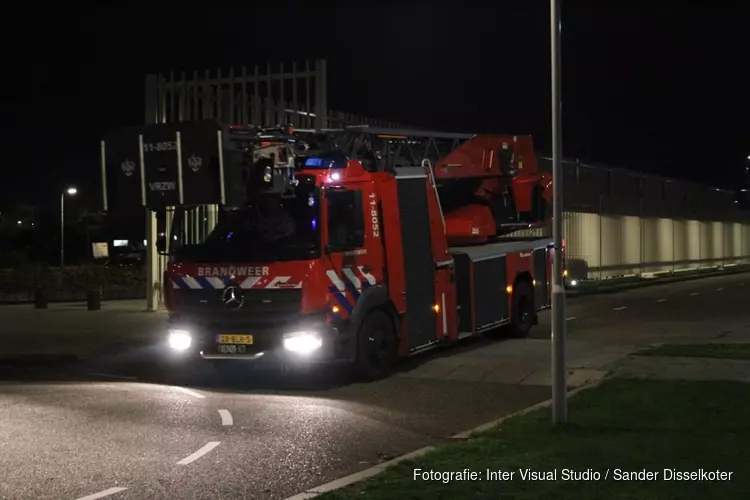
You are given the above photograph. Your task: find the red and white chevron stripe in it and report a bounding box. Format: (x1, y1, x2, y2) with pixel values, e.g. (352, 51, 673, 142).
(326, 266, 377, 291)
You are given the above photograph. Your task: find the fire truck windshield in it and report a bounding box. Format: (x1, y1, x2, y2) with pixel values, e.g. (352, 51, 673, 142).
(179, 182, 321, 262)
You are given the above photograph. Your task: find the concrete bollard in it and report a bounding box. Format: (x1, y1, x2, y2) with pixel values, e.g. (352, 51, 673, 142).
(86, 290, 101, 311)
(34, 287, 48, 309)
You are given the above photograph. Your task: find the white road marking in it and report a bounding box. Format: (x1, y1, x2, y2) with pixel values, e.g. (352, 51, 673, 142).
(88, 372, 137, 380)
(172, 386, 205, 399)
(690, 292, 699, 296)
(176, 441, 221, 465)
(74, 487, 127, 500)
(613, 306, 627, 311)
(218, 409, 233, 426)
(656, 298, 667, 303)
(716, 288, 724, 292)
(566, 317, 577, 321)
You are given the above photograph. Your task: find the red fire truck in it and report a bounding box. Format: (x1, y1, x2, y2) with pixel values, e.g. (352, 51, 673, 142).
(101, 121, 559, 380)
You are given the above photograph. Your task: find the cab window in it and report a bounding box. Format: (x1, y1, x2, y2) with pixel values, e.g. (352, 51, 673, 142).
(326, 189, 365, 251)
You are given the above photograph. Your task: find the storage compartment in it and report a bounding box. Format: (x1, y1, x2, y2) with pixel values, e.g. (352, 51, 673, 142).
(472, 256, 508, 331)
(533, 247, 549, 308)
(453, 253, 473, 333)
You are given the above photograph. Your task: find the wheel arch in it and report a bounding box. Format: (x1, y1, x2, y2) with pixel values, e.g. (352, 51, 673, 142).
(350, 285, 400, 339)
(513, 270, 534, 304)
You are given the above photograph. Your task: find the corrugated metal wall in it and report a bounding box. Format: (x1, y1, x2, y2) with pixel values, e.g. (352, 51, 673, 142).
(512, 214, 750, 280)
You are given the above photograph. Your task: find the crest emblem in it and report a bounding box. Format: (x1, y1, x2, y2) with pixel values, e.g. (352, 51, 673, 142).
(187, 154, 203, 172)
(121, 159, 135, 177)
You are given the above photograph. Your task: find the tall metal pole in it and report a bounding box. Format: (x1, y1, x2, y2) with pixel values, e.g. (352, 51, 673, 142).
(550, 0, 568, 424)
(60, 193, 65, 268)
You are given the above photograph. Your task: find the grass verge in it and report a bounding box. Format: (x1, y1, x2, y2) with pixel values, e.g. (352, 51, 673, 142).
(638, 343, 750, 360)
(320, 378, 750, 499)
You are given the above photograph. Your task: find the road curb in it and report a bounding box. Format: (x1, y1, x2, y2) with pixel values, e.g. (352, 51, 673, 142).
(451, 375, 609, 439)
(567, 266, 750, 299)
(283, 446, 437, 500)
(282, 377, 610, 500)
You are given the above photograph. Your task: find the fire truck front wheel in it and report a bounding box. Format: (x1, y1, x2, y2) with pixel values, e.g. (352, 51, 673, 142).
(353, 309, 397, 381)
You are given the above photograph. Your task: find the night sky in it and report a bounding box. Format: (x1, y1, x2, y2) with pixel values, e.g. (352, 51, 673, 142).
(3, 3, 749, 208)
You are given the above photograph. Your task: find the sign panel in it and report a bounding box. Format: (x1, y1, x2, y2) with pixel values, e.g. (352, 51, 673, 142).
(102, 120, 226, 210)
(92, 242, 109, 259)
(141, 124, 182, 207)
(104, 131, 144, 210)
(178, 121, 223, 206)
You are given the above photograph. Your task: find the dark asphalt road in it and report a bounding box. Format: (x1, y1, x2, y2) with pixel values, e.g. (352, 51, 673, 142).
(0, 272, 748, 500)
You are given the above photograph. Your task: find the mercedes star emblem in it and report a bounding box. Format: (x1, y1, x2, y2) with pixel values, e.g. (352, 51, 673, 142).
(222, 286, 244, 310)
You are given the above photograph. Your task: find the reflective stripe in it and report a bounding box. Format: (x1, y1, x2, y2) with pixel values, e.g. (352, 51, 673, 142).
(328, 286, 353, 314)
(171, 275, 298, 290)
(182, 277, 202, 289)
(206, 277, 225, 289)
(240, 277, 261, 289)
(326, 270, 347, 291)
(357, 266, 377, 285)
(265, 276, 291, 288)
(342, 268, 361, 289)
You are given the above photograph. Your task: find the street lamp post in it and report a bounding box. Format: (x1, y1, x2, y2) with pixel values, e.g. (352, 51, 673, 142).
(550, 0, 567, 424)
(61, 187, 77, 267)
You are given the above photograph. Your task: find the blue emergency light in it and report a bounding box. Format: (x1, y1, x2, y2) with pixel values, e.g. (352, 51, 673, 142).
(302, 153, 348, 170)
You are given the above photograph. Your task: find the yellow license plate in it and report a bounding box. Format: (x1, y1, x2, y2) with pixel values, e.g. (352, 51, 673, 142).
(217, 334, 254, 345)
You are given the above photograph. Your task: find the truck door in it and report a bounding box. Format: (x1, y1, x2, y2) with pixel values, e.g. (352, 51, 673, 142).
(324, 186, 384, 319)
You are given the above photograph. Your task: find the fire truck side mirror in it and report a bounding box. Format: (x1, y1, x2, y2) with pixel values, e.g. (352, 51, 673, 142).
(155, 235, 168, 255)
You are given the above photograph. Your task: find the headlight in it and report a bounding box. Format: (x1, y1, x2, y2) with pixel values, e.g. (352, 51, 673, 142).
(168, 329, 192, 351)
(283, 331, 322, 354)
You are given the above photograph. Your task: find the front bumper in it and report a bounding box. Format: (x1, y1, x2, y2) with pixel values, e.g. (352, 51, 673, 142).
(167, 314, 356, 365)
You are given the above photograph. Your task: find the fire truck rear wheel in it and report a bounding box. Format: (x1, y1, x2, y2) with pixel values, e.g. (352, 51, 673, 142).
(509, 281, 534, 338)
(354, 309, 397, 381)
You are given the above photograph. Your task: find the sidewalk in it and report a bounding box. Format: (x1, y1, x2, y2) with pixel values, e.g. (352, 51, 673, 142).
(0, 299, 166, 358)
(395, 338, 632, 388)
(395, 309, 750, 389)
(613, 340, 750, 383)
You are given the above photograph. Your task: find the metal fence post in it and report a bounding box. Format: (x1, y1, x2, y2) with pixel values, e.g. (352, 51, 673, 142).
(314, 59, 328, 128)
(145, 210, 158, 311)
(144, 75, 159, 311)
(598, 195, 603, 279)
(699, 221, 703, 269)
(672, 215, 677, 274)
